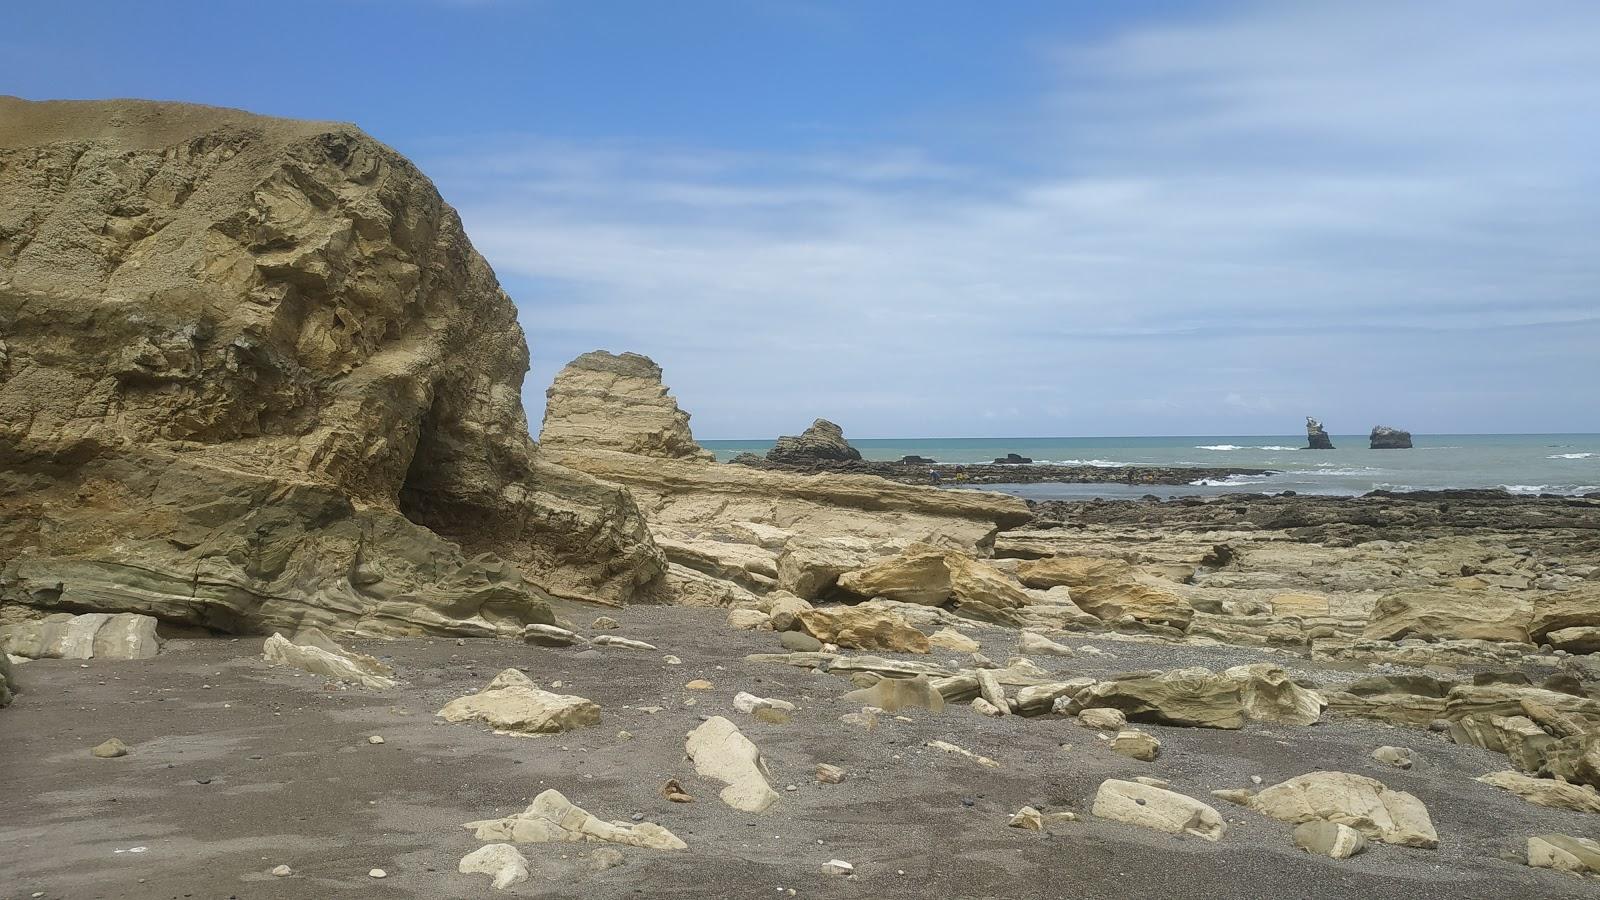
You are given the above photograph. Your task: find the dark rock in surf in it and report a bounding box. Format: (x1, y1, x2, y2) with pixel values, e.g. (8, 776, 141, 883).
(766, 419, 862, 464)
(1305, 417, 1335, 450)
(1370, 426, 1413, 450)
(993, 453, 1034, 465)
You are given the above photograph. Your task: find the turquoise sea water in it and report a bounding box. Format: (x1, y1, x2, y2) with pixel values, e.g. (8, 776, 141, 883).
(700, 434, 1600, 499)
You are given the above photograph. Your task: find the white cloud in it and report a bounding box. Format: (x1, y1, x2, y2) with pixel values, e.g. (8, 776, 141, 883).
(423, 1, 1600, 437)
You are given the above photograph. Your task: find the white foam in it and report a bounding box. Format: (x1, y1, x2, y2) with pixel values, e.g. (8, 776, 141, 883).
(1548, 452, 1595, 460)
(1500, 484, 1549, 494)
(1039, 458, 1128, 468)
(1196, 444, 1297, 451)
(1189, 474, 1271, 487)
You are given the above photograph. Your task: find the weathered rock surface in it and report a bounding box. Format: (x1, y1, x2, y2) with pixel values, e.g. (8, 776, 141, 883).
(1014, 556, 1133, 590)
(835, 545, 1032, 624)
(1527, 834, 1600, 876)
(262, 632, 396, 689)
(1071, 582, 1194, 631)
(1364, 590, 1534, 643)
(0, 612, 161, 660)
(765, 419, 861, 464)
(1293, 820, 1366, 858)
(465, 788, 685, 850)
(457, 843, 530, 890)
(1091, 779, 1226, 841)
(794, 607, 930, 654)
(1111, 729, 1161, 761)
(1066, 666, 1323, 729)
(539, 350, 712, 461)
(1249, 772, 1438, 848)
(1305, 417, 1334, 450)
(685, 716, 778, 813)
(0, 97, 662, 636)
(1369, 426, 1414, 450)
(436, 668, 599, 734)
(1477, 770, 1600, 813)
(0, 651, 13, 707)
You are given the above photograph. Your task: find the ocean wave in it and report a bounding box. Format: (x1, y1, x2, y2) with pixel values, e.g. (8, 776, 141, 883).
(1039, 458, 1128, 468)
(1290, 467, 1382, 477)
(1548, 452, 1595, 460)
(1196, 444, 1297, 451)
(1500, 484, 1549, 494)
(1189, 474, 1271, 487)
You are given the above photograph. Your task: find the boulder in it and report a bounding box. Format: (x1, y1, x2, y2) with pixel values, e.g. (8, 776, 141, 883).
(91, 738, 129, 758)
(794, 607, 929, 654)
(1249, 772, 1438, 848)
(1018, 631, 1075, 657)
(0, 97, 662, 632)
(1477, 770, 1600, 813)
(1371, 746, 1413, 769)
(1224, 664, 1326, 726)
(766, 419, 862, 464)
(1363, 590, 1533, 643)
(1527, 834, 1600, 876)
(1449, 714, 1555, 773)
(458, 844, 530, 890)
(464, 789, 685, 850)
(685, 716, 778, 813)
(1304, 417, 1335, 450)
(1549, 626, 1600, 654)
(928, 628, 980, 653)
(522, 624, 583, 647)
(0, 612, 162, 660)
(1111, 729, 1161, 761)
(1015, 556, 1133, 590)
(763, 592, 814, 631)
(1077, 708, 1128, 731)
(1369, 426, 1413, 449)
(538, 350, 713, 461)
(727, 609, 771, 631)
(1071, 582, 1194, 631)
(841, 675, 945, 713)
(262, 633, 397, 690)
(836, 545, 1031, 624)
(1293, 821, 1366, 859)
(1545, 733, 1600, 790)
(1531, 589, 1600, 643)
(437, 669, 600, 734)
(1091, 780, 1226, 842)
(1066, 666, 1319, 730)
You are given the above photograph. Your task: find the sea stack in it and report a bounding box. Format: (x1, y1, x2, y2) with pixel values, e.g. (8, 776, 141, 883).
(767, 419, 862, 464)
(541, 351, 714, 462)
(1369, 425, 1414, 449)
(1305, 417, 1335, 450)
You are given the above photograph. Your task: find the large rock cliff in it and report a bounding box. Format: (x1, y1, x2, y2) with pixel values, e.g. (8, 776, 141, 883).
(0, 97, 663, 636)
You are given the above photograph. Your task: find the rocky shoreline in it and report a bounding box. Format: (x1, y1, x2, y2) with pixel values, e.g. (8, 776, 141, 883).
(729, 455, 1276, 486)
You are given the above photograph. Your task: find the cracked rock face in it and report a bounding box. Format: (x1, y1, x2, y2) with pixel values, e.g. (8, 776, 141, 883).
(540, 350, 712, 461)
(0, 97, 663, 636)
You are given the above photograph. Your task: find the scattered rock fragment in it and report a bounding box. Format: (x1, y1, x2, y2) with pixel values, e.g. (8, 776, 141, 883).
(1008, 806, 1076, 831)
(1371, 746, 1412, 769)
(972, 697, 1005, 717)
(842, 675, 945, 713)
(926, 739, 999, 768)
(816, 764, 846, 784)
(1111, 729, 1161, 761)
(458, 843, 530, 890)
(1018, 631, 1074, 657)
(592, 635, 657, 651)
(262, 633, 396, 689)
(727, 609, 770, 630)
(1293, 821, 1368, 859)
(684, 679, 714, 690)
(437, 669, 600, 734)
(91, 738, 129, 759)
(795, 607, 930, 654)
(1249, 771, 1438, 848)
(660, 779, 695, 803)
(1091, 779, 1226, 841)
(369, 869, 387, 878)
(929, 628, 979, 653)
(685, 717, 779, 813)
(592, 616, 621, 630)
(733, 692, 796, 716)
(465, 789, 686, 849)
(1527, 834, 1600, 876)
(1077, 708, 1128, 731)
(779, 631, 823, 652)
(1477, 770, 1600, 813)
(270, 864, 293, 877)
(523, 624, 583, 647)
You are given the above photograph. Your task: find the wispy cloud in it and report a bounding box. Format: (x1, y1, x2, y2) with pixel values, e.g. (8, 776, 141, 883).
(424, 2, 1600, 437)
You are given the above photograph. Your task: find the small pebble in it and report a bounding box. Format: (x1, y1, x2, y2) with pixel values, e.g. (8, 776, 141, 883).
(367, 735, 385, 745)
(369, 868, 387, 878)
(271, 864, 293, 877)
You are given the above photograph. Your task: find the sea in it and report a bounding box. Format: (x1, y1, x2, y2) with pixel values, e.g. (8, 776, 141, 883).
(700, 434, 1600, 501)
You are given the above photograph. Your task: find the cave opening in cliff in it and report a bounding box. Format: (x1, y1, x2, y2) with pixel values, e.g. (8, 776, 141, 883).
(397, 385, 455, 533)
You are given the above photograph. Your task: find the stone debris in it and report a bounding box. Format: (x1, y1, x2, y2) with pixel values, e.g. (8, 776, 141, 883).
(795, 607, 930, 654)
(727, 609, 771, 630)
(1477, 770, 1600, 814)
(816, 764, 846, 784)
(1248, 771, 1438, 848)
(685, 717, 779, 813)
(522, 624, 583, 647)
(1062, 665, 1323, 730)
(270, 864, 293, 877)
(1017, 631, 1075, 657)
(972, 697, 1005, 717)
(1008, 806, 1076, 831)
(1527, 834, 1600, 876)
(367, 735, 385, 745)
(262, 632, 396, 690)
(842, 675, 945, 713)
(458, 843, 531, 890)
(733, 692, 796, 716)
(1111, 729, 1161, 761)
(592, 617, 621, 630)
(91, 738, 129, 759)
(975, 670, 1011, 715)
(826, 859, 855, 875)
(1293, 821, 1368, 859)
(1091, 779, 1226, 842)
(684, 679, 714, 690)
(1077, 708, 1128, 731)
(0, 612, 162, 661)
(1371, 746, 1413, 769)
(926, 740, 1000, 768)
(660, 779, 695, 803)
(465, 789, 686, 850)
(591, 635, 657, 651)
(928, 628, 980, 653)
(368, 869, 387, 878)
(436, 669, 600, 734)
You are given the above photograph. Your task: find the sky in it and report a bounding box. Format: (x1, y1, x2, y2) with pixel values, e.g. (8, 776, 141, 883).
(9, 1, 1599, 438)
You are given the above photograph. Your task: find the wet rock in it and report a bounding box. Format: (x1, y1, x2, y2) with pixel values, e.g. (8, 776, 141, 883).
(458, 843, 530, 890)
(685, 717, 778, 813)
(1090, 779, 1225, 842)
(1369, 426, 1413, 449)
(1304, 417, 1335, 450)
(465, 789, 685, 849)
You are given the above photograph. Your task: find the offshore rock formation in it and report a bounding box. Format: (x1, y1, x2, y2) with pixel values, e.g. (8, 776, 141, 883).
(1370, 425, 1413, 449)
(540, 351, 712, 461)
(0, 98, 662, 637)
(1305, 417, 1334, 450)
(539, 351, 1030, 605)
(766, 419, 861, 464)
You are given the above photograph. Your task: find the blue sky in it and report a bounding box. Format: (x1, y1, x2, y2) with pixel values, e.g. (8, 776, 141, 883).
(10, 1, 1599, 438)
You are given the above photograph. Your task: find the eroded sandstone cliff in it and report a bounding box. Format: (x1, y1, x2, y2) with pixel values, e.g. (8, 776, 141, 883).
(0, 97, 662, 636)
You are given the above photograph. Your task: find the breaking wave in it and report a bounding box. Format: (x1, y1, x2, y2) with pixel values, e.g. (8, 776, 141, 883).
(1189, 474, 1272, 487)
(1548, 452, 1595, 460)
(1196, 444, 1297, 451)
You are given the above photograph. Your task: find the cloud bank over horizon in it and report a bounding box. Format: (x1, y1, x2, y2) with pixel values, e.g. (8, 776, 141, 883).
(424, 2, 1598, 438)
(11, 1, 1598, 438)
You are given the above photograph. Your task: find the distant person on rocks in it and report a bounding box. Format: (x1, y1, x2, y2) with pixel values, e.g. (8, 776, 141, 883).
(929, 469, 943, 485)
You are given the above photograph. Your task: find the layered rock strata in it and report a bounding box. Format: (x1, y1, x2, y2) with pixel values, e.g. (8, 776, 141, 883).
(0, 98, 662, 637)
